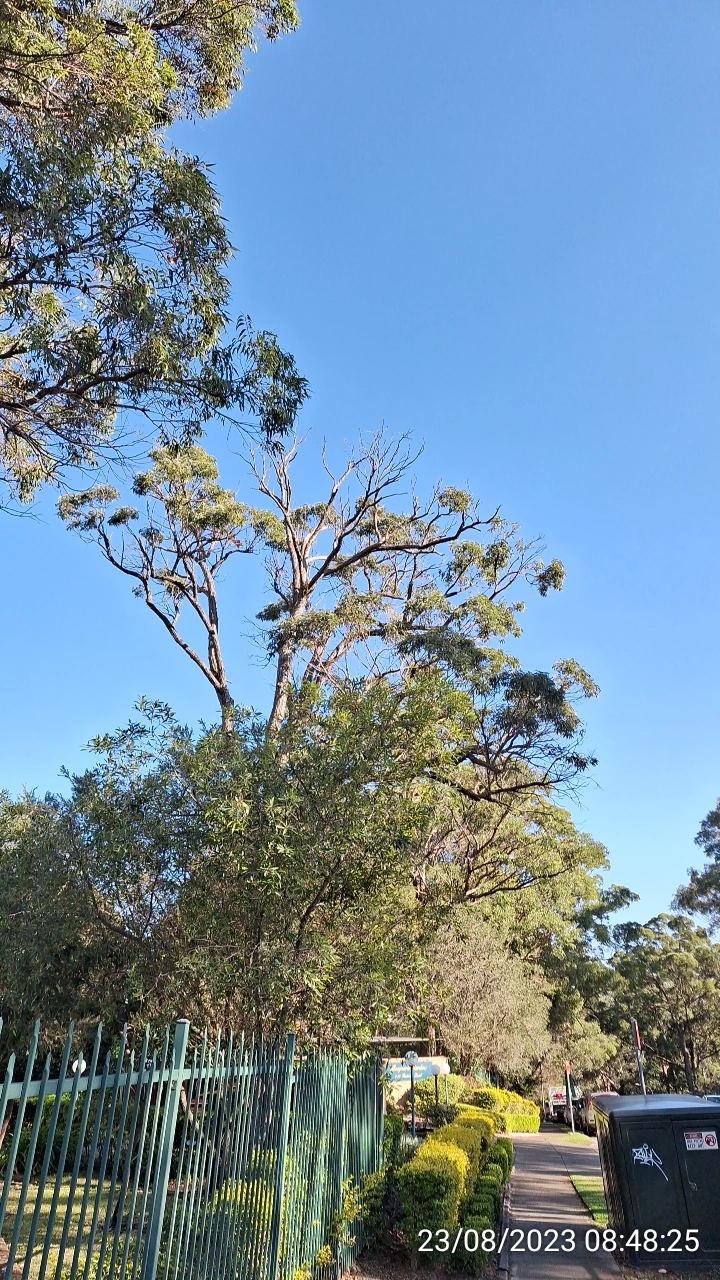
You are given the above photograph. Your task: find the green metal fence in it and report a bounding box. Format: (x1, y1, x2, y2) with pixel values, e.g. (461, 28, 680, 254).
(0, 1019, 383, 1280)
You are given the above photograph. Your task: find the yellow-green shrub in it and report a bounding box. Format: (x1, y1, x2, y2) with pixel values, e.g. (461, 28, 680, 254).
(471, 1087, 537, 1115)
(426, 1122, 484, 1199)
(496, 1112, 540, 1134)
(397, 1141, 469, 1248)
(455, 1106, 497, 1143)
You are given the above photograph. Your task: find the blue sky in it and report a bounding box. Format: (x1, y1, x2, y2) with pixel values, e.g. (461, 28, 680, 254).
(3, 0, 720, 921)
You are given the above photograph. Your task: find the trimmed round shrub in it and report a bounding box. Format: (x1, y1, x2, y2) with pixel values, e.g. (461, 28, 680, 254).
(455, 1106, 496, 1144)
(453, 1215, 493, 1274)
(397, 1140, 469, 1248)
(494, 1136, 514, 1169)
(483, 1160, 505, 1185)
(476, 1175, 501, 1217)
(489, 1144, 510, 1181)
(468, 1192, 498, 1223)
(427, 1123, 484, 1199)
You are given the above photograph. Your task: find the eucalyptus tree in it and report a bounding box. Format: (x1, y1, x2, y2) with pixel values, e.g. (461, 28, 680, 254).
(675, 795, 720, 926)
(612, 914, 720, 1093)
(0, 0, 299, 499)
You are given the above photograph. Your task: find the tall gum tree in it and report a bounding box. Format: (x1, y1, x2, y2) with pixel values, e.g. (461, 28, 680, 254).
(60, 428, 601, 915)
(0, 0, 299, 499)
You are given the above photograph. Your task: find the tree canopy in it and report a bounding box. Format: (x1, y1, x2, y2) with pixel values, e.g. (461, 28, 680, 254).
(0, 0, 300, 499)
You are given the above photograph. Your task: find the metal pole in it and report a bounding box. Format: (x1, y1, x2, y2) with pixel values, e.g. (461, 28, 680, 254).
(141, 1018, 189, 1280)
(434, 1073, 439, 1106)
(631, 1018, 647, 1095)
(410, 1065, 416, 1139)
(565, 1062, 575, 1133)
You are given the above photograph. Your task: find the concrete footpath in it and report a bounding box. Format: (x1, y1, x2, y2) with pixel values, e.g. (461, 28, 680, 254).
(506, 1128, 620, 1280)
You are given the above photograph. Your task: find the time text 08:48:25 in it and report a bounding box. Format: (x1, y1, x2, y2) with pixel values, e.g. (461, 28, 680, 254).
(417, 1227, 700, 1254)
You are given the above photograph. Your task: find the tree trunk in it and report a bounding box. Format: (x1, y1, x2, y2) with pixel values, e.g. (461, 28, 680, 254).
(678, 1025, 696, 1093)
(218, 687, 234, 734)
(267, 638, 294, 738)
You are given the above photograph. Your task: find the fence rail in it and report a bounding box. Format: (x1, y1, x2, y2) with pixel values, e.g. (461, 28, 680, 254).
(0, 1019, 383, 1280)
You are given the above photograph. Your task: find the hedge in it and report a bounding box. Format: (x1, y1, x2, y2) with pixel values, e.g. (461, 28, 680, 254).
(489, 1144, 510, 1181)
(453, 1216, 494, 1275)
(494, 1136, 514, 1169)
(397, 1106, 514, 1266)
(475, 1175, 502, 1218)
(455, 1106, 497, 1143)
(397, 1140, 468, 1240)
(468, 1192, 498, 1223)
(426, 1122, 484, 1201)
(495, 1112, 540, 1134)
(470, 1086, 538, 1116)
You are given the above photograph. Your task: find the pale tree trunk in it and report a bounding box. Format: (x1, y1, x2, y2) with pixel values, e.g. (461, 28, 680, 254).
(267, 640, 294, 738)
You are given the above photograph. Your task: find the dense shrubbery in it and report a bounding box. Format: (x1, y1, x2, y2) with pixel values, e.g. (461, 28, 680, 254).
(413, 1074, 467, 1114)
(469, 1086, 537, 1115)
(464, 1086, 540, 1133)
(396, 1110, 513, 1272)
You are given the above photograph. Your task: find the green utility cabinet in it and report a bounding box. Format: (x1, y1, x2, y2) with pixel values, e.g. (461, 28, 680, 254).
(594, 1094, 720, 1260)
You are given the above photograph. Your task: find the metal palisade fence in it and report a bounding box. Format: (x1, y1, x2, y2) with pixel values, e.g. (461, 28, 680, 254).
(0, 1018, 384, 1280)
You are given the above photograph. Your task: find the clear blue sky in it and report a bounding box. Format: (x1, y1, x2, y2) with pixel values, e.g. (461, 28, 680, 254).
(3, 0, 720, 921)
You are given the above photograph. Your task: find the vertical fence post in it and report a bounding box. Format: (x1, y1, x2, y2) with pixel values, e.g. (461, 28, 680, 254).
(267, 1034, 296, 1280)
(141, 1018, 190, 1280)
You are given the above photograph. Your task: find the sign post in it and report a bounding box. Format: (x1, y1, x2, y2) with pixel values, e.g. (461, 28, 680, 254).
(405, 1051, 419, 1138)
(565, 1060, 575, 1133)
(631, 1018, 647, 1096)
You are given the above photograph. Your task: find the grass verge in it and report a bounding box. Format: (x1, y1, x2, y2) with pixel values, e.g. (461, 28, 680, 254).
(569, 1174, 608, 1225)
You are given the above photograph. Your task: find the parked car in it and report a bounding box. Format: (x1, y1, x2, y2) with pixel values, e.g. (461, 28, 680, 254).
(579, 1090, 618, 1134)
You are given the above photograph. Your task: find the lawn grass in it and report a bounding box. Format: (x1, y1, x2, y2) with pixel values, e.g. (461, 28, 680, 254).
(556, 1132, 594, 1145)
(2, 1178, 117, 1279)
(569, 1174, 608, 1225)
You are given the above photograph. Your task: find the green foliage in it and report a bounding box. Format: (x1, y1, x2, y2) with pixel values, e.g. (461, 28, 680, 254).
(425, 1122, 484, 1201)
(1, 0, 300, 500)
(610, 913, 720, 1093)
(467, 1193, 498, 1224)
(494, 1113, 540, 1134)
(453, 1216, 493, 1274)
(475, 1176, 501, 1218)
(455, 1109, 496, 1144)
(382, 1110, 405, 1171)
(483, 1159, 506, 1186)
(493, 1136, 514, 1170)
(413, 1073, 466, 1114)
(397, 1142, 468, 1248)
(0, 695, 437, 1050)
(422, 1103, 459, 1127)
(489, 1144, 510, 1181)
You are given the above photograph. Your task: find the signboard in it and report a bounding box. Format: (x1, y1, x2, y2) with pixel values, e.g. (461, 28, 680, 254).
(549, 1084, 580, 1105)
(684, 1130, 719, 1151)
(384, 1058, 436, 1086)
